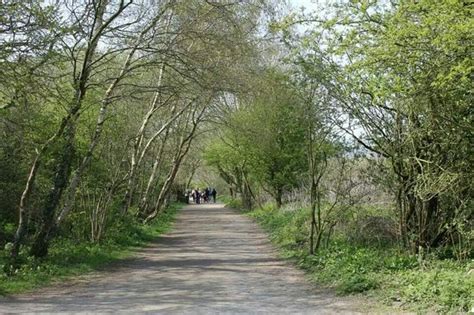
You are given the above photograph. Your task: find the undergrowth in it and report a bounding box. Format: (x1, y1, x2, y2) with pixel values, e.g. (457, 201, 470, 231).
(247, 203, 473, 313)
(0, 203, 182, 295)
(220, 195, 242, 209)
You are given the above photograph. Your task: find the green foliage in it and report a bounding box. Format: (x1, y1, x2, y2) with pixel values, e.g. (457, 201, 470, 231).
(389, 262, 474, 313)
(337, 274, 378, 294)
(204, 70, 308, 207)
(285, 0, 474, 251)
(220, 195, 243, 210)
(1, 0, 265, 260)
(250, 203, 310, 249)
(249, 203, 474, 312)
(0, 203, 182, 295)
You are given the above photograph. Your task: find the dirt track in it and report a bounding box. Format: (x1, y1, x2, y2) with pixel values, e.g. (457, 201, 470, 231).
(0, 203, 364, 314)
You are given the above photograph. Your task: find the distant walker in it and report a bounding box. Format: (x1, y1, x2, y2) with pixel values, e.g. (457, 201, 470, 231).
(211, 188, 217, 203)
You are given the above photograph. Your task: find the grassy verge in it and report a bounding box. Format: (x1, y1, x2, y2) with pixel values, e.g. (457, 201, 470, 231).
(219, 195, 242, 209)
(245, 203, 473, 313)
(0, 203, 183, 295)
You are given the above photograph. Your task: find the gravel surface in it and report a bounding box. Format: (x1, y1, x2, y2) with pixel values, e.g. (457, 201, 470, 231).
(0, 203, 365, 314)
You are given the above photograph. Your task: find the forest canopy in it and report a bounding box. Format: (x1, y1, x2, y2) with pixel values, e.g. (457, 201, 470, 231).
(0, 2, 472, 309)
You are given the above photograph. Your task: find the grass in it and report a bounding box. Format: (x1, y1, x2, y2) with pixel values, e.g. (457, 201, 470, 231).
(245, 202, 474, 313)
(219, 195, 242, 209)
(0, 202, 183, 295)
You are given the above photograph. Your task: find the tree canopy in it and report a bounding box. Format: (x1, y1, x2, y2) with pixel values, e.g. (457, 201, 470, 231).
(0, 0, 472, 283)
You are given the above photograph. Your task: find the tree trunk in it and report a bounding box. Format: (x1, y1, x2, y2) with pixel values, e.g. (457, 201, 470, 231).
(310, 218, 315, 255)
(309, 177, 317, 255)
(144, 104, 207, 222)
(28, 0, 121, 257)
(138, 127, 171, 215)
(145, 153, 185, 223)
(30, 125, 76, 257)
(147, 131, 194, 221)
(314, 229, 323, 254)
(325, 222, 336, 249)
(424, 195, 439, 246)
(122, 10, 175, 214)
(11, 112, 82, 259)
(11, 153, 40, 259)
(242, 180, 253, 210)
(275, 187, 282, 209)
(55, 11, 162, 225)
(122, 84, 164, 214)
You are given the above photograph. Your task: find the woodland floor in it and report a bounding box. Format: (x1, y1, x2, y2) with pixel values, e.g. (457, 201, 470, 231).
(0, 204, 370, 314)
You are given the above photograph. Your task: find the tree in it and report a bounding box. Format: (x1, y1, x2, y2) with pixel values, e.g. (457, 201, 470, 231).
(286, 0, 473, 251)
(28, 0, 135, 258)
(204, 70, 308, 208)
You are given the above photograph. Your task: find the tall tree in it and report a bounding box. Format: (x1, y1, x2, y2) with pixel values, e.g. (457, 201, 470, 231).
(285, 0, 473, 250)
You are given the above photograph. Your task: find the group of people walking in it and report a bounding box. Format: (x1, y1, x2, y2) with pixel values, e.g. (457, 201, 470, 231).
(190, 187, 217, 204)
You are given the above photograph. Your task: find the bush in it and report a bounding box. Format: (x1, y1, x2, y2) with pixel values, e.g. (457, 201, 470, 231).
(348, 214, 398, 247)
(220, 196, 243, 209)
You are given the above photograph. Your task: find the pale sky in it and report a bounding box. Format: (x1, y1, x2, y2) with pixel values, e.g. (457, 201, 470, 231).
(288, 0, 324, 13)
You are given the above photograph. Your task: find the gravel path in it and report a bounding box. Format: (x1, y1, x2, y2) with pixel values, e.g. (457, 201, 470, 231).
(0, 203, 364, 314)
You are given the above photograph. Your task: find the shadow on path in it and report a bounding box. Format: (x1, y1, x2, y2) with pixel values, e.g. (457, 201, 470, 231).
(0, 203, 363, 314)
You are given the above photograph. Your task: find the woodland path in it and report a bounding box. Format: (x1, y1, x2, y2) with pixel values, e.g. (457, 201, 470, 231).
(0, 203, 365, 314)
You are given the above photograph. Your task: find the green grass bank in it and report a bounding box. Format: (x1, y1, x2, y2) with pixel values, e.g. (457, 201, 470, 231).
(242, 202, 473, 313)
(0, 203, 183, 295)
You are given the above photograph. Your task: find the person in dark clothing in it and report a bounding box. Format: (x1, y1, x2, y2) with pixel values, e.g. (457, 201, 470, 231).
(195, 190, 201, 204)
(204, 188, 210, 203)
(211, 188, 217, 203)
(191, 189, 195, 203)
